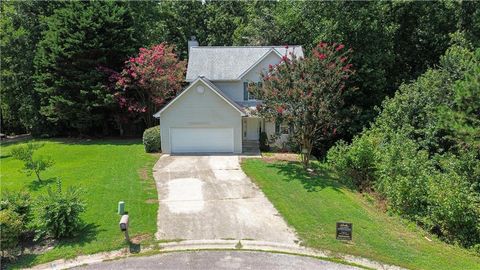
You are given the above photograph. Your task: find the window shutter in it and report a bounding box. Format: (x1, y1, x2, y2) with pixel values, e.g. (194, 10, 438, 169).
(275, 121, 280, 134)
(243, 82, 249, 101)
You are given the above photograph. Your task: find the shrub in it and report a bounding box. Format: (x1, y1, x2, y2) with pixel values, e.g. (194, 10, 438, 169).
(10, 142, 54, 181)
(374, 135, 430, 219)
(0, 190, 32, 232)
(327, 132, 378, 190)
(326, 44, 480, 248)
(424, 154, 480, 246)
(37, 181, 86, 239)
(143, 125, 161, 153)
(0, 209, 23, 256)
(259, 132, 270, 152)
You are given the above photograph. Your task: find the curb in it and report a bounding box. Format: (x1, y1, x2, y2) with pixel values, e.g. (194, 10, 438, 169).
(28, 239, 406, 270)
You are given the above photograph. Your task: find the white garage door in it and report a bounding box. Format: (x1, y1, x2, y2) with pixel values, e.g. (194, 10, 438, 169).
(171, 128, 234, 153)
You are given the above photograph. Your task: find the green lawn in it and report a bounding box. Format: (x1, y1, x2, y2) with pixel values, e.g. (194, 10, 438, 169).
(241, 159, 480, 270)
(1, 139, 159, 268)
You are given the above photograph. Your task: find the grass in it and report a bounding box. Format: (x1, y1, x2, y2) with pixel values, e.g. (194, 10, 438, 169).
(241, 158, 480, 270)
(1, 138, 159, 269)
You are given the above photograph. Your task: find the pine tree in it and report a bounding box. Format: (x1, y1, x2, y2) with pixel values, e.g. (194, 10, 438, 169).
(34, 1, 137, 135)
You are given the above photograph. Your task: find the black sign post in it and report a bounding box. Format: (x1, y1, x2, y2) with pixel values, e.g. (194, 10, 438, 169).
(336, 222, 352, 241)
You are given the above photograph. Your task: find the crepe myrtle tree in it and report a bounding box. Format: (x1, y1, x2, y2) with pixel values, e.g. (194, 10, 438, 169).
(250, 42, 355, 168)
(104, 44, 186, 129)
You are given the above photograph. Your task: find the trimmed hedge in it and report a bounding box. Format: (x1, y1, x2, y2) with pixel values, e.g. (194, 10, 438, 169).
(143, 125, 161, 153)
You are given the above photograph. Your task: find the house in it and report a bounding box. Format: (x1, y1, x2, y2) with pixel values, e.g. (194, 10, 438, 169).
(154, 37, 303, 154)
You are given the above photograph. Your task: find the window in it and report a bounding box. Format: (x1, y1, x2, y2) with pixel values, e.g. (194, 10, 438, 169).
(281, 124, 289, 135)
(275, 121, 280, 134)
(243, 81, 260, 101)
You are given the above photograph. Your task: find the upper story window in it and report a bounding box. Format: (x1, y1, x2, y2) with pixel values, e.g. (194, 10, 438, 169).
(243, 82, 262, 101)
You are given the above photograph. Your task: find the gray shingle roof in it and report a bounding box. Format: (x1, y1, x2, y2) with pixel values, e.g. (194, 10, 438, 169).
(185, 46, 304, 81)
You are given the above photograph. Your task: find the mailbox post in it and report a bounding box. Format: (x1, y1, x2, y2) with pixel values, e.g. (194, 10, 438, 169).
(118, 201, 125, 215)
(119, 214, 130, 242)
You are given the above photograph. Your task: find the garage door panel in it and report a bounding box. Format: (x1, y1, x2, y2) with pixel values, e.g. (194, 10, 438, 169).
(171, 128, 234, 153)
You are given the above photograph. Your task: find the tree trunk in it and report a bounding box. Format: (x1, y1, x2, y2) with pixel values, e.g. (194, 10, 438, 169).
(35, 170, 42, 182)
(301, 136, 313, 169)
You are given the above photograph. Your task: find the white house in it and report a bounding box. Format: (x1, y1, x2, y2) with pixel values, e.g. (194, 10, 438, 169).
(154, 38, 303, 154)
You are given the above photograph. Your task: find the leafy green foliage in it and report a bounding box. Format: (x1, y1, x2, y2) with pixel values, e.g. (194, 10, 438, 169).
(10, 143, 53, 182)
(37, 181, 86, 239)
(327, 45, 480, 248)
(0, 1, 61, 135)
(0, 209, 23, 256)
(33, 1, 137, 135)
(142, 125, 161, 153)
(327, 133, 377, 190)
(0, 190, 33, 232)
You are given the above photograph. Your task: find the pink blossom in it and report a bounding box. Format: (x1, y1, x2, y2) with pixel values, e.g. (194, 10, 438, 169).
(276, 106, 284, 114)
(336, 44, 345, 51)
(342, 63, 352, 71)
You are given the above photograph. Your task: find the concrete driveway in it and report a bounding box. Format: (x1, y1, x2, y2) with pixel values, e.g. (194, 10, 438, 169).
(153, 155, 298, 243)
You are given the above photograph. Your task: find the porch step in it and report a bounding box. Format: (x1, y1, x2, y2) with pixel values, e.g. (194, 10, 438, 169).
(242, 140, 260, 153)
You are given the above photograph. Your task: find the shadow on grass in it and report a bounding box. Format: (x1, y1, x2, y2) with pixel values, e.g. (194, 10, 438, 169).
(1, 153, 12, 159)
(26, 178, 57, 191)
(5, 253, 38, 270)
(266, 161, 353, 192)
(53, 137, 142, 146)
(0, 137, 143, 148)
(56, 223, 103, 249)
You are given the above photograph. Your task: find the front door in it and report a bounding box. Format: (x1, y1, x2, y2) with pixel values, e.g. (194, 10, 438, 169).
(244, 118, 260, 140)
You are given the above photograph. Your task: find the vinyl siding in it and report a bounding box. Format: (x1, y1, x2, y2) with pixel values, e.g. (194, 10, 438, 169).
(160, 80, 242, 153)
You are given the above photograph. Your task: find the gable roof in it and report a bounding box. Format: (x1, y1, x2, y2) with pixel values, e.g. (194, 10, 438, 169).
(153, 77, 246, 118)
(185, 46, 304, 81)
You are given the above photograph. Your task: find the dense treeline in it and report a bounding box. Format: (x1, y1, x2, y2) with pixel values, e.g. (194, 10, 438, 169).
(1, 1, 479, 140)
(328, 41, 480, 250)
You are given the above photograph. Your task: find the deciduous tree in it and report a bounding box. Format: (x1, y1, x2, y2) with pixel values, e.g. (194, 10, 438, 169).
(251, 43, 355, 168)
(109, 44, 186, 129)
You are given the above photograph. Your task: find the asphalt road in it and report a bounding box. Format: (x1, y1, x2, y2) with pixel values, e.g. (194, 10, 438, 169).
(74, 250, 360, 270)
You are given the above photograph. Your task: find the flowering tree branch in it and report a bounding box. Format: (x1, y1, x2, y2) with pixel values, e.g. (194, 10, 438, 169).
(250, 42, 355, 168)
